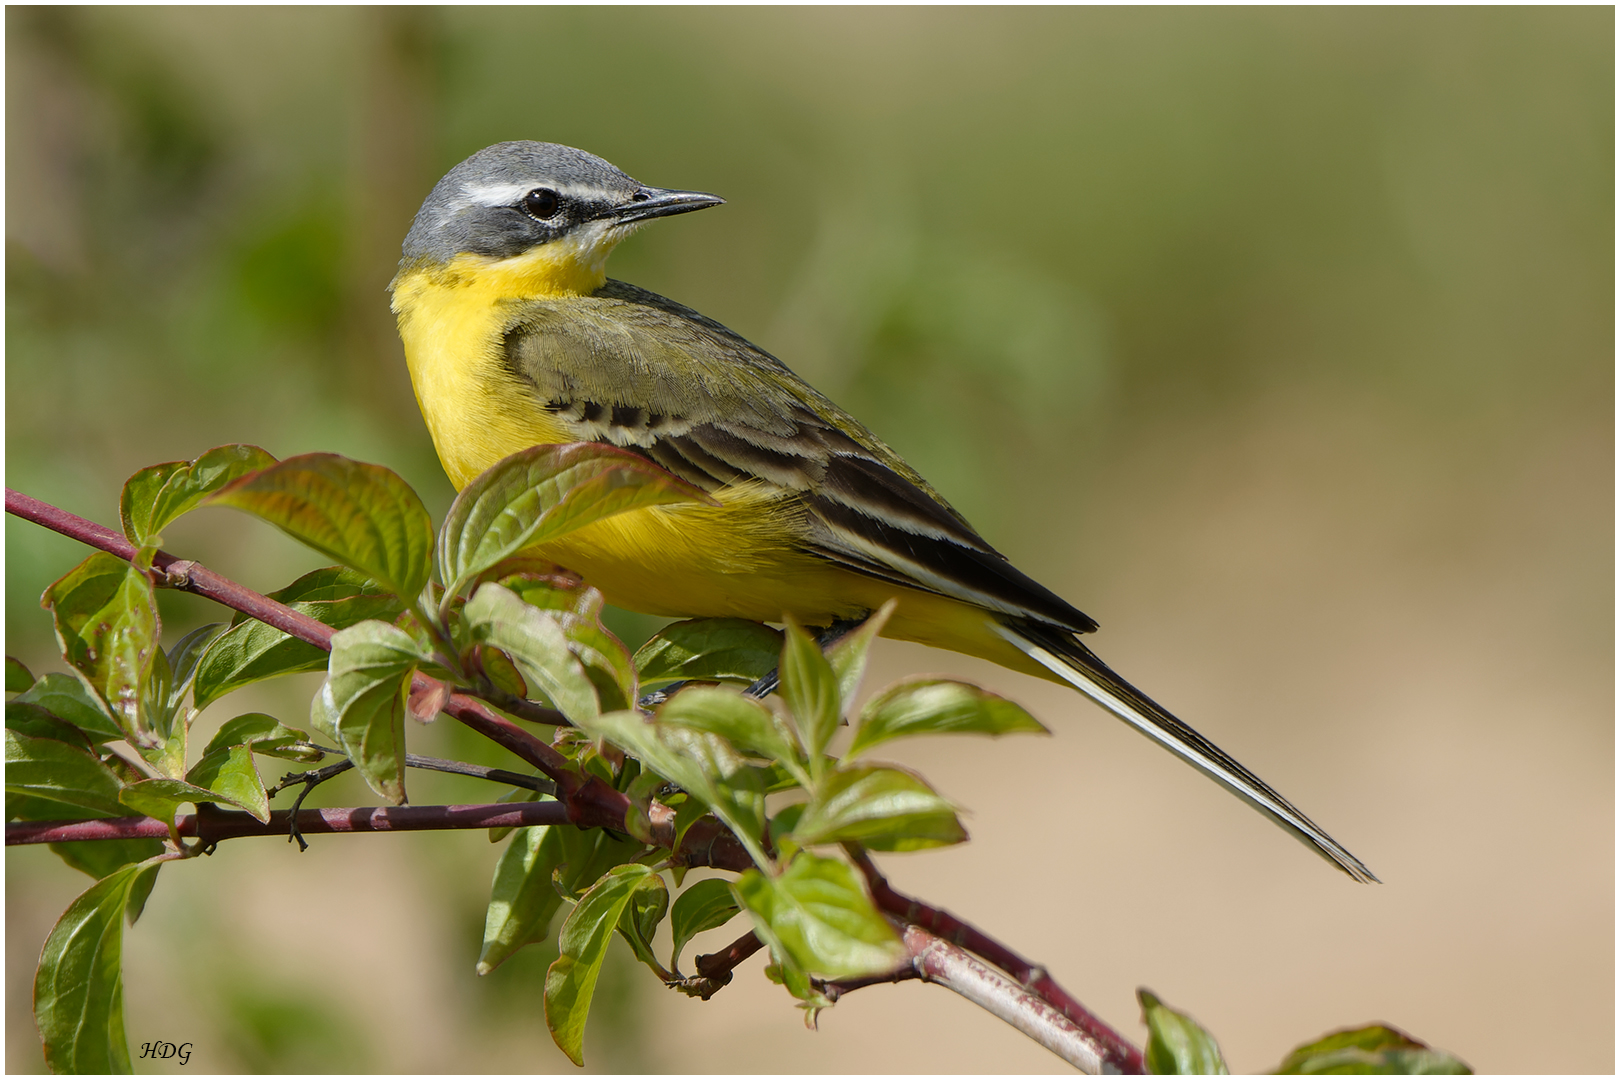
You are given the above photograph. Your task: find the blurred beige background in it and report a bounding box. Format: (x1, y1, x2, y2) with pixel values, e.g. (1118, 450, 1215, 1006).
(6, 7, 1612, 1074)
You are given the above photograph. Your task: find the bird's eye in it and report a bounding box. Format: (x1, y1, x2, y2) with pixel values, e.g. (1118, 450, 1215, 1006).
(522, 188, 560, 220)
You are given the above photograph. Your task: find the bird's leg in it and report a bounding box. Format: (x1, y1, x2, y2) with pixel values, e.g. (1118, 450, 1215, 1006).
(637, 682, 685, 711)
(640, 618, 873, 708)
(742, 617, 868, 700)
(817, 616, 873, 647)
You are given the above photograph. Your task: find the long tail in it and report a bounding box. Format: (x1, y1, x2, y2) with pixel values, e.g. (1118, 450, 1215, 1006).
(995, 621, 1378, 883)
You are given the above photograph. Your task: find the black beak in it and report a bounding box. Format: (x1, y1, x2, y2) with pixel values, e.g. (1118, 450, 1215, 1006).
(607, 186, 725, 226)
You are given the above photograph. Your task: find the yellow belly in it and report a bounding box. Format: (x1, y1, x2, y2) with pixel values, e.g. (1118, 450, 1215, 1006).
(392, 268, 1057, 684)
(538, 501, 1051, 680)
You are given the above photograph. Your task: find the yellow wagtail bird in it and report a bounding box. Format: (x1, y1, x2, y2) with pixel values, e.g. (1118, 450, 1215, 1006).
(390, 141, 1376, 883)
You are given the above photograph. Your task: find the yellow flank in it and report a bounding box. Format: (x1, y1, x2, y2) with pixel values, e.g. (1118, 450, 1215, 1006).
(393, 240, 1061, 688)
(537, 499, 1056, 682)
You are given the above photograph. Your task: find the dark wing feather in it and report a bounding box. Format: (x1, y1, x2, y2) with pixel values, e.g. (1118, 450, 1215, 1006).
(500, 279, 1098, 635)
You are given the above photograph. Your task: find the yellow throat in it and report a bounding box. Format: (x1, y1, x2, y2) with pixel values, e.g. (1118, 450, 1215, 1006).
(389, 229, 627, 490)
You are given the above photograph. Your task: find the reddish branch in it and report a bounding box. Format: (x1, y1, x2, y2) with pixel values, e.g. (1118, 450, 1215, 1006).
(694, 928, 766, 982)
(811, 927, 1117, 1070)
(7, 800, 572, 846)
(891, 925, 1125, 1073)
(6, 803, 755, 879)
(669, 927, 767, 1000)
(690, 920, 1124, 1073)
(687, 911, 1141, 1073)
(848, 849, 1144, 1073)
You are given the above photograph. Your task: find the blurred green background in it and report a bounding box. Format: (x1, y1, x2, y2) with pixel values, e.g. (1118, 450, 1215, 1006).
(6, 7, 1611, 1073)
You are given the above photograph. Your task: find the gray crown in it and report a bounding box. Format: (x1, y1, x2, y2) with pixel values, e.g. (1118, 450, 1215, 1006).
(401, 141, 643, 265)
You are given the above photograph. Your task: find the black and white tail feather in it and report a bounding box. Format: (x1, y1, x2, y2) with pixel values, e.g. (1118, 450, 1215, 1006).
(997, 621, 1379, 883)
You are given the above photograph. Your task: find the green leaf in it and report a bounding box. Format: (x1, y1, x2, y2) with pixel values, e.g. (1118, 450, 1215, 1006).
(616, 869, 671, 977)
(100, 754, 148, 787)
(482, 576, 636, 711)
(476, 643, 531, 700)
(733, 852, 907, 980)
(621, 770, 664, 845)
(196, 625, 325, 710)
(6, 701, 96, 751)
(670, 793, 711, 857)
(263, 565, 407, 611)
(134, 644, 185, 772)
(545, 863, 658, 1066)
(825, 600, 895, 715)
(790, 764, 967, 851)
(769, 802, 807, 849)
(201, 712, 318, 762)
(1140, 989, 1229, 1074)
(35, 858, 163, 1073)
(136, 624, 223, 760)
(7, 656, 36, 693)
(125, 863, 162, 927)
(49, 837, 165, 880)
(118, 776, 255, 822)
(164, 623, 225, 708)
(7, 793, 81, 824)
(764, 948, 836, 1023)
(553, 824, 648, 900)
(550, 586, 638, 714)
(779, 619, 841, 765)
(479, 822, 567, 975)
(10, 672, 124, 743)
(849, 677, 1048, 757)
(633, 618, 785, 690)
(206, 453, 435, 602)
(657, 686, 801, 767)
(498, 564, 588, 609)
(192, 566, 404, 710)
(119, 444, 278, 547)
(47, 838, 164, 925)
(48, 841, 164, 925)
(485, 783, 540, 844)
(134, 732, 186, 782)
(307, 682, 340, 746)
(1276, 1024, 1472, 1074)
(5, 730, 128, 818)
(185, 744, 270, 822)
(577, 710, 769, 869)
(315, 621, 425, 804)
(463, 584, 600, 724)
(41, 552, 161, 737)
(669, 878, 742, 972)
(439, 442, 717, 601)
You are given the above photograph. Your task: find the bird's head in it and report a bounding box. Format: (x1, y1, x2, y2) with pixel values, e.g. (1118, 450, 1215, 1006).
(392, 141, 723, 299)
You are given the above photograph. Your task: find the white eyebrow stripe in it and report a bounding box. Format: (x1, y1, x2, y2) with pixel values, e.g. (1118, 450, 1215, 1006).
(457, 179, 614, 208)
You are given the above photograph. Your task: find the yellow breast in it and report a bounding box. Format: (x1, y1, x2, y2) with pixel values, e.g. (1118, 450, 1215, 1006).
(390, 257, 583, 485)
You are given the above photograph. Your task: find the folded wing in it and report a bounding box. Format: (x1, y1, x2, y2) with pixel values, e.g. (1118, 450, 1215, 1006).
(500, 280, 1099, 635)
